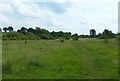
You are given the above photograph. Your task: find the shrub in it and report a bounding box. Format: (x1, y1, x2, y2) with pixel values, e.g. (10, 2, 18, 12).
(118, 36, 120, 41)
(2, 35, 8, 40)
(24, 39, 27, 44)
(26, 59, 43, 69)
(104, 39, 109, 44)
(41, 34, 50, 40)
(72, 37, 79, 40)
(59, 37, 64, 43)
(26, 32, 38, 40)
(103, 34, 109, 44)
(2, 60, 12, 74)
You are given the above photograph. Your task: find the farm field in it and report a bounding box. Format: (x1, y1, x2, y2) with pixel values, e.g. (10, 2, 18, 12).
(2, 39, 118, 79)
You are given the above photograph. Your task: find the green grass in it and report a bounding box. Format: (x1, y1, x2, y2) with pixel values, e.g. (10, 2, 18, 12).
(0, 39, 2, 80)
(2, 39, 118, 79)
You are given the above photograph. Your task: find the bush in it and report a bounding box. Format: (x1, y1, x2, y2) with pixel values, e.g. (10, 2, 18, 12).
(26, 59, 43, 69)
(41, 34, 50, 40)
(72, 37, 79, 40)
(26, 32, 38, 40)
(2, 60, 12, 74)
(2, 35, 9, 40)
(59, 37, 64, 43)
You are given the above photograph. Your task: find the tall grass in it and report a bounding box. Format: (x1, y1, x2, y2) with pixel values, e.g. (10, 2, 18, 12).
(2, 39, 118, 79)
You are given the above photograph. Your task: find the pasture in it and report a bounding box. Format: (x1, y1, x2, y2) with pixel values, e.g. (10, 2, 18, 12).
(2, 39, 118, 79)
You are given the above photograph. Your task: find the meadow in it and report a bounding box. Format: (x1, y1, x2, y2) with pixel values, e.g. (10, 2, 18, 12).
(2, 39, 118, 79)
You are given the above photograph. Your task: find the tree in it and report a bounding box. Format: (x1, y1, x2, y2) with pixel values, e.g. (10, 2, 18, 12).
(90, 29, 96, 38)
(80, 34, 89, 38)
(41, 34, 50, 39)
(0, 28, 2, 40)
(72, 33, 79, 40)
(0, 28, 2, 32)
(21, 27, 27, 32)
(19, 27, 27, 35)
(102, 29, 114, 39)
(17, 29, 21, 32)
(8, 26, 13, 32)
(3, 27, 8, 33)
(101, 29, 113, 44)
(96, 33, 102, 38)
(27, 28, 34, 33)
(63, 32, 71, 40)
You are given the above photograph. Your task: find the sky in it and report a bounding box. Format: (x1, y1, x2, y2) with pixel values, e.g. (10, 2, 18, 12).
(0, 0, 119, 35)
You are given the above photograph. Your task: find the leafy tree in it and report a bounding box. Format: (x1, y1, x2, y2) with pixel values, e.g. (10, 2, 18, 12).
(90, 29, 96, 38)
(17, 29, 21, 32)
(27, 28, 35, 33)
(50, 31, 72, 39)
(80, 34, 89, 38)
(101, 29, 113, 44)
(0, 28, 2, 32)
(18, 27, 27, 35)
(8, 26, 13, 32)
(50, 31, 56, 37)
(3, 27, 8, 33)
(72, 33, 79, 40)
(41, 34, 50, 39)
(21, 27, 27, 31)
(96, 33, 102, 38)
(63, 32, 71, 40)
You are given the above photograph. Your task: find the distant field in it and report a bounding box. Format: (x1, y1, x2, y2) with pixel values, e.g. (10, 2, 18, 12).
(2, 39, 118, 79)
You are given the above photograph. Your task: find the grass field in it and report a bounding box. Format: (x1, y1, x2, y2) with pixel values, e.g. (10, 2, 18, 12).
(2, 39, 118, 79)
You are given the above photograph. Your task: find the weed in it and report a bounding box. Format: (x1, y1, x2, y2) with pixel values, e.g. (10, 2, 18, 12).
(2, 60, 12, 75)
(26, 59, 43, 69)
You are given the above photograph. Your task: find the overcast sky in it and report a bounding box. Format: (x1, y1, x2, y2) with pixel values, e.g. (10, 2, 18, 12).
(0, 0, 119, 34)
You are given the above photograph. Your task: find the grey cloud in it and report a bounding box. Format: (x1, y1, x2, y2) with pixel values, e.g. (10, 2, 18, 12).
(37, 2, 74, 14)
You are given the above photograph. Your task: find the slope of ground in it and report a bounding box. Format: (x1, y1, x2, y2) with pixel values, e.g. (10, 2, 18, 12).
(2, 39, 118, 79)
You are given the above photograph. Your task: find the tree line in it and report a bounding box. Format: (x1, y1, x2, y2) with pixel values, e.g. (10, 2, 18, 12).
(0, 26, 120, 41)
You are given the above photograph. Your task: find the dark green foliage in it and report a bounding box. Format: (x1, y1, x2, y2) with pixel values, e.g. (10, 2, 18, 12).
(2, 32, 39, 40)
(104, 38, 109, 44)
(25, 32, 39, 40)
(100, 29, 115, 39)
(116, 36, 120, 41)
(117, 33, 120, 41)
(96, 33, 102, 38)
(50, 31, 71, 40)
(118, 37, 120, 41)
(24, 39, 27, 44)
(100, 29, 115, 44)
(80, 34, 89, 38)
(0, 28, 2, 32)
(2, 34, 9, 40)
(8, 26, 13, 32)
(72, 37, 79, 40)
(90, 29, 96, 38)
(41, 34, 50, 39)
(26, 59, 43, 69)
(59, 37, 64, 43)
(63, 32, 71, 40)
(2, 60, 12, 75)
(21, 27, 27, 32)
(72, 33, 79, 40)
(3, 27, 8, 33)
(1, 27, 118, 40)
